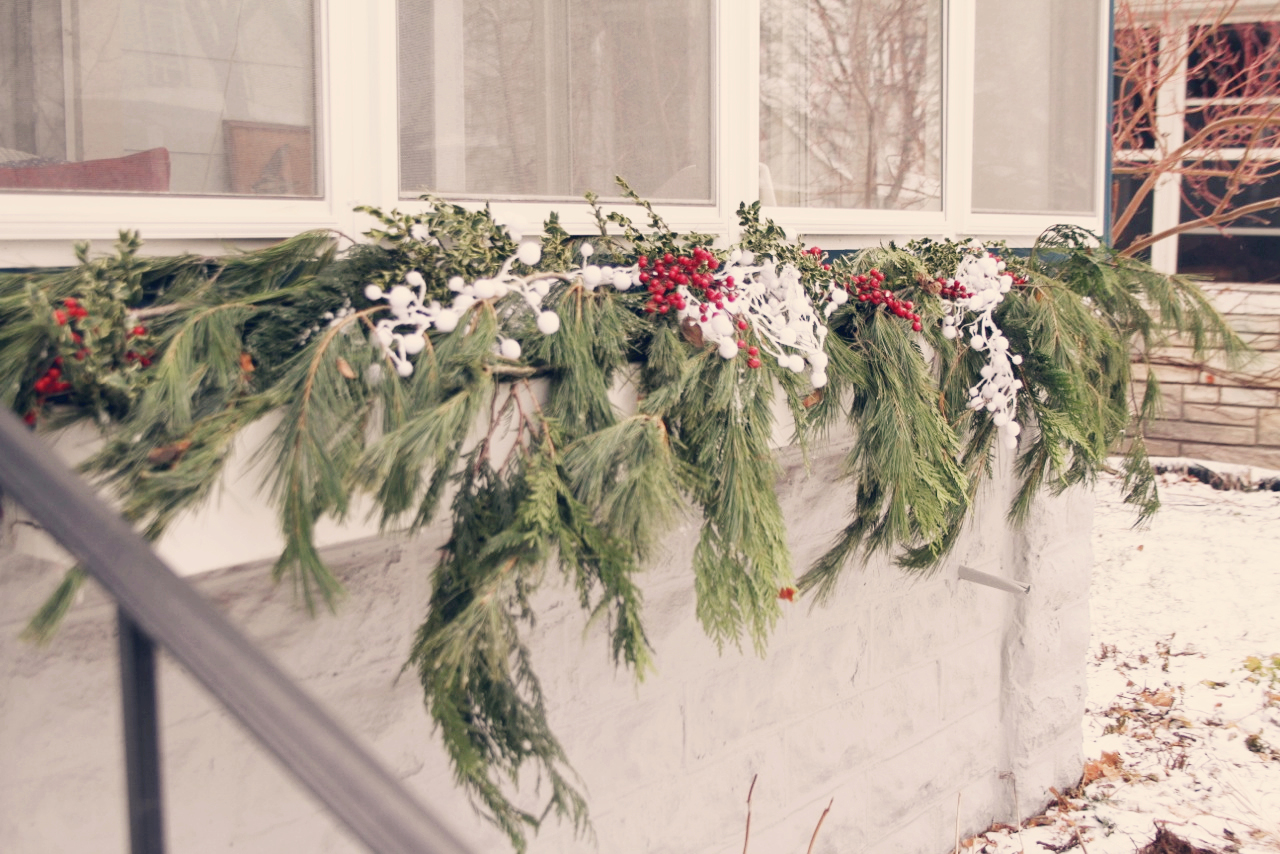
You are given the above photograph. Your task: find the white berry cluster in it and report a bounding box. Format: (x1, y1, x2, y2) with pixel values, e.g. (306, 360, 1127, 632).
(363, 241, 569, 377)
(940, 248, 1025, 449)
(674, 249, 830, 387)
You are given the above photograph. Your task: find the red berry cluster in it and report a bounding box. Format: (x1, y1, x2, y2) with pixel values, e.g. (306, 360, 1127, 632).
(125, 325, 153, 367)
(804, 246, 832, 272)
(936, 278, 973, 300)
(638, 248, 732, 316)
(24, 357, 73, 425)
(850, 269, 923, 332)
(53, 297, 88, 327)
(23, 303, 153, 427)
(32, 357, 72, 398)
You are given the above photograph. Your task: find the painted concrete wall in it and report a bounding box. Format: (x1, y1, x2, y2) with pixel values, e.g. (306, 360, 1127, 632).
(0, 437, 1092, 854)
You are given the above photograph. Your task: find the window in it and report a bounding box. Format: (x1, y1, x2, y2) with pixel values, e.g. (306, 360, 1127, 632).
(759, 0, 944, 211)
(0, 0, 320, 197)
(1112, 13, 1280, 282)
(0, 0, 1112, 262)
(971, 0, 1101, 215)
(397, 0, 715, 203)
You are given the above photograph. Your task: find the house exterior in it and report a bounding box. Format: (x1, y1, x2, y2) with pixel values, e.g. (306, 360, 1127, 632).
(1, 2, 1113, 853)
(1115, 0, 1280, 469)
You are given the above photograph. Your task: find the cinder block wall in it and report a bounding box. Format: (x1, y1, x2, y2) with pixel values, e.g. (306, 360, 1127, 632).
(1137, 284, 1280, 469)
(0, 440, 1093, 854)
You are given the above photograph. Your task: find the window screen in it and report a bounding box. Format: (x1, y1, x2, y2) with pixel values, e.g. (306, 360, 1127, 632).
(0, 0, 320, 197)
(759, 0, 944, 211)
(398, 0, 715, 203)
(971, 0, 1099, 215)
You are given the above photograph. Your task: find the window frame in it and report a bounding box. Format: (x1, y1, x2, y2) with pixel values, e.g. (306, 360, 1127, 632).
(0, 0, 1113, 268)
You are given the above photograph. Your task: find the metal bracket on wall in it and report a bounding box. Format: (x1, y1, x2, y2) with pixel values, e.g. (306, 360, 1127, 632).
(958, 565, 1030, 595)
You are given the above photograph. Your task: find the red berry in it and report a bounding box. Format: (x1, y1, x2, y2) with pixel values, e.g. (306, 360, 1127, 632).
(747, 346, 758, 357)
(22, 411, 36, 427)
(54, 310, 68, 325)
(131, 326, 147, 337)
(737, 320, 748, 330)
(737, 339, 747, 349)
(747, 357, 762, 369)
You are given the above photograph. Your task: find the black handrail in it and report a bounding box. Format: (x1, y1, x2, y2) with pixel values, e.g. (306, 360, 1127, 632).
(0, 408, 477, 854)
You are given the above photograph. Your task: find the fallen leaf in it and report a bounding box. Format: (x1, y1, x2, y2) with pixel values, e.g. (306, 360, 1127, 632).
(336, 357, 357, 380)
(147, 440, 193, 467)
(802, 388, 824, 408)
(679, 317, 704, 348)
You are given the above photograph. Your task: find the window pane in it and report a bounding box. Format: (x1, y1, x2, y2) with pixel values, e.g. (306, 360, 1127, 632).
(1178, 234, 1280, 284)
(1110, 171, 1154, 259)
(398, 0, 715, 203)
(0, 0, 320, 197)
(1113, 26, 1159, 151)
(971, 0, 1099, 214)
(760, 0, 943, 211)
(1179, 160, 1280, 230)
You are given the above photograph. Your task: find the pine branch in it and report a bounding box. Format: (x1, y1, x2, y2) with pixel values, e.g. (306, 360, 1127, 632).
(647, 347, 793, 651)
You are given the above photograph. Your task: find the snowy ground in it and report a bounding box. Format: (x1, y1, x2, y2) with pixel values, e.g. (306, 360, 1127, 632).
(970, 464, 1280, 854)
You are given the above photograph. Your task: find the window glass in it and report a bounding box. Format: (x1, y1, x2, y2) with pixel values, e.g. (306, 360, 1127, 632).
(759, 0, 943, 211)
(0, 0, 320, 196)
(398, 0, 715, 203)
(1178, 233, 1280, 284)
(971, 0, 1099, 214)
(1113, 25, 1159, 151)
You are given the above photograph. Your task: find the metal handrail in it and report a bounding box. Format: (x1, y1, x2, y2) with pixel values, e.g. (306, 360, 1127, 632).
(0, 407, 477, 854)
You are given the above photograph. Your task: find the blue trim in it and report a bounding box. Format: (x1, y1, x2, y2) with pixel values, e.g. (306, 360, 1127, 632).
(1104, 0, 1118, 245)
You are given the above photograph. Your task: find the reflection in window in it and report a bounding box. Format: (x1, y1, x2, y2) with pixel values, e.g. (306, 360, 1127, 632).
(760, 0, 943, 211)
(971, 0, 1099, 215)
(0, 0, 319, 196)
(399, 0, 715, 203)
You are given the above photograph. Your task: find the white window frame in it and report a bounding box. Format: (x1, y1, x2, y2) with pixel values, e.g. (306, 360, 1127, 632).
(0, 0, 1111, 267)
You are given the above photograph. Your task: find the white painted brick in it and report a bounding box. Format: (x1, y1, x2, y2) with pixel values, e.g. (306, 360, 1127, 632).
(1220, 386, 1279, 407)
(1261, 409, 1280, 446)
(859, 709, 1002, 840)
(1182, 383, 1220, 403)
(1181, 442, 1280, 468)
(1146, 418, 1256, 444)
(940, 634, 1004, 719)
(1182, 402, 1259, 426)
(1226, 313, 1280, 334)
(0, 439, 1095, 854)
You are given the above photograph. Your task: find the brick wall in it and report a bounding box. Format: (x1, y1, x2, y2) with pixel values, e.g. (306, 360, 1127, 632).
(1136, 283, 1280, 469)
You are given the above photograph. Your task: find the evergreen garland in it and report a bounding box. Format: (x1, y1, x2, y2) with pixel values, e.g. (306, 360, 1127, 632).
(0, 184, 1244, 851)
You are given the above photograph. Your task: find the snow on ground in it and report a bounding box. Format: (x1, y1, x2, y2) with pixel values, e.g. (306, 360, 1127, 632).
(971, 465, 1280, 854)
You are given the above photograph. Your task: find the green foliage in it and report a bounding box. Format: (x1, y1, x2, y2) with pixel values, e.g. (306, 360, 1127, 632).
(802, 306, 967, 599)
(1, 201, 1244, 852)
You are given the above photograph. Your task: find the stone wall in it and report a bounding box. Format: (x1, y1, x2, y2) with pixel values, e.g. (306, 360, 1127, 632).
(1137, 284, 1280, 469)
(0, 438, 1094, 854)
